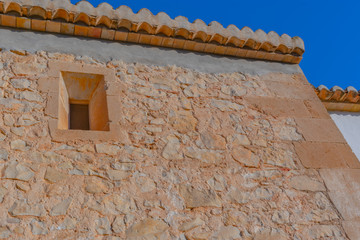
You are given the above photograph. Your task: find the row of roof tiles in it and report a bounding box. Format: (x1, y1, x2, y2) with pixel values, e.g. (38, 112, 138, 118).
(316, 85, 360, 103)
(0, 0, 305, 63)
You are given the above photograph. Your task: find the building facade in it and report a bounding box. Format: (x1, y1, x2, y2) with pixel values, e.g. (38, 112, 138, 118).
(0, 0, 358, 239)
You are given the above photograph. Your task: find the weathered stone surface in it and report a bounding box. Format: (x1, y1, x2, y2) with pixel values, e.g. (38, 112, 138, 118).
(207, 175, 227, 191)
(211, 99, 244, 111)
(254, 228, 288, 240)
(30, 220, 48, 235)
(212, 226, 241, 240)
(11, 78, 31, 89)
(221, 85, 246, 96)
(273, 125, 302, 141)
(96, 143, 121, 155)
(0, 149, 8, 160)
(126, 218, 168, 239)
(229, 134, 251, 146)
(231, 146, 259, 167)
(3, 114, 15, 126)
(162, 135, 183, 160)
(0, 226, 11, 239)
(136, 176, 156, 193)
(44, 167, 67, 183)
(10, 127, 25, 136)
(228, 187, 251, 204)
(169, 110, 197, 133)
(50, 197, 72, 216)
(10, 139, 28, 151)
(60, 217, 77, 230)
(200, 131, 226, 150)
(15, 91, 42, 102)
(0, 187, 6, 203)
(16, 115, 38, 126)
(107, 169, 130, 181)
(272, 210, 290, 224)
(185, 147, 223, 164)
(9, 200, 46, 217)
(307, 225, 343, 239)
(85, 177, 110, 194)
(16, 182, 30, 192)
(179, 185, 221, 208)
(112, 216, 125, 234)
(179, 217, 204, 232)
(3, 162, 34, 181)
(95, 217, 112, 235)
(289, 175, 326, 192)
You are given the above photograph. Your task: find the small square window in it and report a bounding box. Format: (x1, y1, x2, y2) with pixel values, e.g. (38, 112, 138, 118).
(58, 71, 110, 131)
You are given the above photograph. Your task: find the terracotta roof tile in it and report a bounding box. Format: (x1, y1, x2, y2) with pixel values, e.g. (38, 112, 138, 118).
(0, 0, 305, 63)
(315, 85, 360, 103)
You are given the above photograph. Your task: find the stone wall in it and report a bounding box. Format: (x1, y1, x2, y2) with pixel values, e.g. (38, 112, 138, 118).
(0, 50, 354, 239)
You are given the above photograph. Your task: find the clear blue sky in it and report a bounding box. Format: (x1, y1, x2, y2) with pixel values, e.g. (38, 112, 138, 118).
(71, 0, 360, 90)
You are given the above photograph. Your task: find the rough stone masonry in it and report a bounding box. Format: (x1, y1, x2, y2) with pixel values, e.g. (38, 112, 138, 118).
(0, 44, 355, 240)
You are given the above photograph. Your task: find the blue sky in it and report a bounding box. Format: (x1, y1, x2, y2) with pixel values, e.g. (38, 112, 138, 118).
(71, 0, 360, 90)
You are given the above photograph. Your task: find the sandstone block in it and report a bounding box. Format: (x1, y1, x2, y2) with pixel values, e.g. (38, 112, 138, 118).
(96, 143, 121, 156)
(295, 118, 346, 143)
(294, 142, 360, 169)
(308, 225, 343, 239)
(342, 220, 360, 240)
(126, 218, 168, 239)
(10, 127, 25, 136)
(3, 114, 15, 126)
(272, 210, 290, 224)
(50, 197, 72, 216)
(273, 125, 302, 141)
(95, 217, 112, 235)
(44, 167, 67, 183)
(179, 185, 221, 208)
(136, 176, 156, 193)
(30, 220, 48, 235)
(211, 99, 244, 111)
(9, 200, 46, 217)
(3, 162, 34, 181)
(16, 182, 30, 192)
(289, 175, 326, 192)
(229, 134, 251, 146)
(179, 217, 204, 232)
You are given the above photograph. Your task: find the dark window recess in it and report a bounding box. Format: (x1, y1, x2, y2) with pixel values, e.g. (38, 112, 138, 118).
(69, 104, 90, 130)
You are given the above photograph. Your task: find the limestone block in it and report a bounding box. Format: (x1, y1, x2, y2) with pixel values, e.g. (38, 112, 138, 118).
(96, 143, 121, 156)
(185, 147, 223, 164)
(11, 78, 31, 89)
(85, 177, 111, 194)
(50, 197, 72, 216)
(3, 162, 34, 181)
(221, 85, 246, 96)
(200, 131, 226, 150)
(30, 220, 48, 235)
(289, 175, 326, 192)
(0, 149, 8, 161)
(9, 200, 46, 217)
(212, 226, 241, 240)
(44, 167, 67, 183)
(15, 91, 43, 102)
(10, 127, 25, 137)
(179, 185, 221, 208)
(0, 187, 6, 203)
(307, 225, 343, 239)
(210, 99, 244, 111)
(231, 146, 259, 167)
(126, 218, 168, 239)
(0, 226, 11, 239)
(60, 217, 77, 230)
(107, 169, 130, 181)
(179, 217, 204, 232)
(271, 210, 290, 224)
(228, 187, 251, 204)
(162, 135, 183, 160)
(16, 115, 38, 126)
(10, 140, 29, 151)
(169, 110, 197, 133)
(95, 217, 112, 235)
(112, 216, 125, 234)
(3, 114, 15, 126)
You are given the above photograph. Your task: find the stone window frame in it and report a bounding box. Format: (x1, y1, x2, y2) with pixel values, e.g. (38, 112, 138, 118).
(39, 60, 122, 141)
